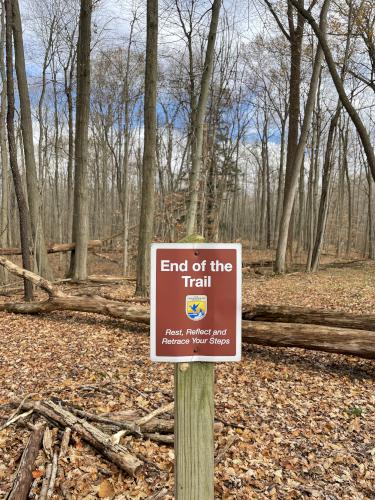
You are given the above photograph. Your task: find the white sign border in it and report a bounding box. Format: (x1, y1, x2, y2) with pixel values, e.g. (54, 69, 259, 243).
(150, 242, 242, 362)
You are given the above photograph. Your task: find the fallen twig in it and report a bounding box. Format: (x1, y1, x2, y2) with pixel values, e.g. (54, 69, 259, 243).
(47, 449, 58, 499)
(59, 427, 71, 458)
(136, 402, 174, 426)
(214, 434, 239, 464)
(0, 393, 36, 432)
(144, 433, 174, 445)
(0, 409, 33, 431)
(146, 488, 169, 499)
(38, 462, 52, 500)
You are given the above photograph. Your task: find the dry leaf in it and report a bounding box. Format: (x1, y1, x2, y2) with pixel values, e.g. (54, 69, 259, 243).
(32, 469, 43, 479)
(98, 479, 115, 498)
(349, 417, 361, 433)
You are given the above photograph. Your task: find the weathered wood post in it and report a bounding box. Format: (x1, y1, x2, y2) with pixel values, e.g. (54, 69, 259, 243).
(175, 361, 215, 499)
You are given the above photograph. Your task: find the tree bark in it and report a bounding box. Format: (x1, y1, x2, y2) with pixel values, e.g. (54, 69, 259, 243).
(6, 423, 45, 500)
(4, 0, 33, 301)
(243, 304, 375, 331)
(70, 0, 92, 281)
(185, 0, 222, 234)
(122, 15, 136, 275)
(135, 0, 158, 296)
(0, 3, 9, 282)
(366, 164, 374, 259)
(63, 41, 77, 242)
(11, 0, 53, 280)
(311, 105, 340, 271)
(242, 321, 375, 359)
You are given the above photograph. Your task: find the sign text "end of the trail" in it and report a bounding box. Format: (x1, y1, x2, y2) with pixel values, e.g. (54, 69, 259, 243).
(160, 259, 233, 288)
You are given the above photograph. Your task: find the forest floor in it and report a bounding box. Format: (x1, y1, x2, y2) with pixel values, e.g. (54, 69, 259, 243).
(0, 256, 375, 499)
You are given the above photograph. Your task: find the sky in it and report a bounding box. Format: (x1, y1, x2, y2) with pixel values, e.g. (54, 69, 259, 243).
(17, 0, 273, 146)
(19, 0, 264, 66)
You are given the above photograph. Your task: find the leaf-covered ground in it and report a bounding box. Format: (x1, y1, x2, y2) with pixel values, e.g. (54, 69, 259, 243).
(0, 260, 375, 499)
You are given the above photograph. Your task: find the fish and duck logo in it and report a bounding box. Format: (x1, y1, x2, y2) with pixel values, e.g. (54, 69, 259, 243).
(186, 295, 207, 321)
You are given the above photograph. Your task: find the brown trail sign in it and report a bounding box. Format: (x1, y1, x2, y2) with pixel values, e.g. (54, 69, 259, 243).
(150, 241, 242, 499)
(150, 243, 242, 362)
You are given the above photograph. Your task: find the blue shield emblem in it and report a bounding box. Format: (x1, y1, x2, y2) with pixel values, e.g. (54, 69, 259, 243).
(186, 295, 207, 321)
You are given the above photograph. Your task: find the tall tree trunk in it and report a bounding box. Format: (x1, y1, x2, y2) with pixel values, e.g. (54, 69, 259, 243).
(69, 0, 92, 281)
(274, 1, 305, 272)
(4, 0, 32, 300)
(122, 17, 135, 276)
(185, 0, 222, 234)
(342, 124, 352, 257)
(205, 126, 217, 242)
(64, 48, 76, 243)
(135, 0, 158, 296)
(310, 105, 341, 271)
(231, 136, 240, 242)
(0, 2, 9, 283)
(11, 0, 53, 280)
(296, 154, 305, 254)
(37, 16, 55, 183)
(275, 1, 328, 273)
(366, 164, 374, 259)
(335, 127, 345, 258)
(305, 133, 315, 268)
(265, 135, 271, 249)
(274, 117, 286, 245)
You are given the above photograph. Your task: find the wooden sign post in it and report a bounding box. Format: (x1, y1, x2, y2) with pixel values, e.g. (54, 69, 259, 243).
(150, 236, 241, 499)
(175, 360, 215, 499)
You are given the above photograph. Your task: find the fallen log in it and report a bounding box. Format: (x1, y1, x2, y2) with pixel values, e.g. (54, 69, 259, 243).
(6, 422, 45, 500)
(0, 293, 149, 323)
(21, 400, 142, 476)
(1, 256, 375, 360)
(93, 252, 120, 264)
(86, 275, 136, 284)
(243, 305, 375, 332)
(0, 240, 103, 256)
(242, 321, 375, 359)
(242, 260, 274, 268)
(0, 228, 137, 256)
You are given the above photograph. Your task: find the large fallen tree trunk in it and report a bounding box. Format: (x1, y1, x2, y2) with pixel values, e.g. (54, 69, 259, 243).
(0, 293, 149, 323)
(0, 229, 131, 256)
(0, 257, 146, 320)
(0, 256, 374, 359)
(0, 240, 103, 256)
(243, 305, 375, 332)
(242, 321, 375, 359)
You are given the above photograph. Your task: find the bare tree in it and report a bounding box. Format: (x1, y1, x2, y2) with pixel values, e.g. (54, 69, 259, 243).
(135, 0, 158, 296)
(11, 0, 54, 279)
(0, 1, 9, 273)
(272, 0, 329, 272)
(5, 0, 33, 300)
(289, 0, 375, 183)
(69, 0, 92, 281)
(185, 0, 222, 234)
